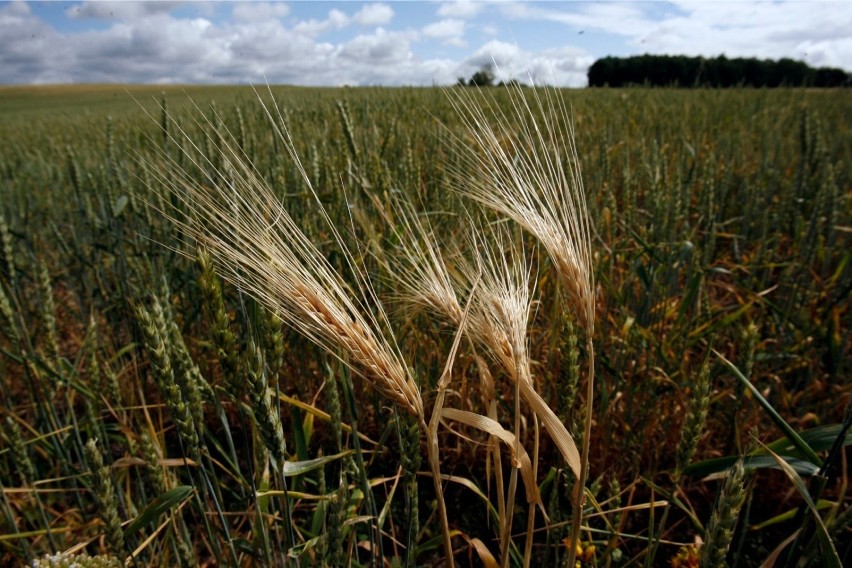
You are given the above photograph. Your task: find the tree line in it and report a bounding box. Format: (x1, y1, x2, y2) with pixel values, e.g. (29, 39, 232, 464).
(587, 54, 850, 88)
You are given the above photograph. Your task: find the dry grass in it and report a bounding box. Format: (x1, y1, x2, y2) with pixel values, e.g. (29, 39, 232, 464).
(446, 82, 595, 336)
(446, 80, 597, 568)
(140, 102, 423, 420)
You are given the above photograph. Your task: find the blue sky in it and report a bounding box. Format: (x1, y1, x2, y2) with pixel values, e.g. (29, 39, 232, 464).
(3, 1, 851, 86)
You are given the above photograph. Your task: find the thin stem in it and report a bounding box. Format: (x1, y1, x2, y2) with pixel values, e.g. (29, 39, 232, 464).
(501, 378, 521, 568)
(423, 417, 455, 568)
(523, 414, 540, 568)
(567, 339, 595, 568)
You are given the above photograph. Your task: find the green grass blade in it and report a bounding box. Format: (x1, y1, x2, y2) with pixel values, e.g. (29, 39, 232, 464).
(123, 486, 194, 537)
(715, 350, 822, 467)
(762, 446, 841, 568)
(684, 422, 852, 477)
(764, 424, 851, 461)
(750, 499, 834, 531)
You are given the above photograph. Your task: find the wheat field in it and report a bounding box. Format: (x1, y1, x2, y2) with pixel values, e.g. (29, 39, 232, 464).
(0, 84, 849, 567)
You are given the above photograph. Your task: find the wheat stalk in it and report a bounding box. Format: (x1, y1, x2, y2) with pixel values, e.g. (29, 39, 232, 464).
(138, 92, 472, 565)
(389, 206, 583, 564)
(447, 79, 596, 568)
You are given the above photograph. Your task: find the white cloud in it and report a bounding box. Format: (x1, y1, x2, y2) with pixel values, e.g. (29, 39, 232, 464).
(293, 8, 349, 36)
(232, 2, 290, 23)
(0, 1, 849, 87)
(353, 3, 394, 26)
(422, 18, 465, 46)
(66, 1, 180, 21)
(437, 1, 484, 19)
(794, 37, 852, 69)
(639, 1, 852, 69)
(502, 1, 852, 70)
(339, 27, 417, 65)
(328, 9, 349, 29)
(3, 1, 30, 18)
(461, 40, 591, 87)
(423, 18, 464, 38)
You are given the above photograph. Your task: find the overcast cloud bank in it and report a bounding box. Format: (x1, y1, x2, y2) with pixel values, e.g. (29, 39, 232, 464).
(1, 1, 850, 87)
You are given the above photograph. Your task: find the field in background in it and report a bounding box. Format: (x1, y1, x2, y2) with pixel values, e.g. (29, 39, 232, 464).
(0, 84, 269, 121)
(0, 85, 849, 566)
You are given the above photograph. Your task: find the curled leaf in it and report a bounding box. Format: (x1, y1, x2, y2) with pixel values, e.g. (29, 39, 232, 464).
(441, 407, 541, 504)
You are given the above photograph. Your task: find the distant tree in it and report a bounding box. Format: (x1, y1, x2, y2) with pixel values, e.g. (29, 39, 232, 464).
(587, 54, 850, 88)
(813, 67, 850, 87)
(468, 64, 495, 87)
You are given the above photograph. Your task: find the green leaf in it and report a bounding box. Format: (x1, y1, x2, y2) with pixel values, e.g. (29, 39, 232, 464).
(112, 195, 129, 217)
(750, 500, 834, 530)
(763, 446, 841, 568)
(683, 424, 851, 477)
(281, 450, 353, 477)
(715, 350, 822, 467)
(123, 486, 193, 537)
(287, 535, 322, 558)
(762, 424, 851, 460)
(683, 455, 819, 478)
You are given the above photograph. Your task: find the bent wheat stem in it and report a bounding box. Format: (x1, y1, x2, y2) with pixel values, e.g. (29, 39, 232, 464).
(448, 79, 595, 568)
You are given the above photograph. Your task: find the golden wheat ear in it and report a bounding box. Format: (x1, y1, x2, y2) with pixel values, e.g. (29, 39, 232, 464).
(139, 94, 423, 420)
(446, 81, 595, 336)
(461, 223, 582, 478)
(446, 78, 596, 568)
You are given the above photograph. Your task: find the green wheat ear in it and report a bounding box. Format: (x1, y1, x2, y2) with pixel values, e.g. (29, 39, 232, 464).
(37, 259, 59, 366)
(196, 247, 241, 397)
(676, 359, 712, 478)
(84, 438, 126, 558)
(4, 416, 36, 486)
(134, 300, 202, 463)
(0, 211, 16, 290)
(245, 340, 288, 466)
(0, 282, 21, 347)
(32, 553, 122, 568)
(700, 459, 747, 568)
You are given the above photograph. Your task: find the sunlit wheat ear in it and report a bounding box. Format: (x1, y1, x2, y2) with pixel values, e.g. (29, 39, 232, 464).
(461, 225, 582, 479)
(139, 100, 422, 420)
(383, 194, 464, 324)
(447, 82, 595, 336)
(447, 79, 595, 568)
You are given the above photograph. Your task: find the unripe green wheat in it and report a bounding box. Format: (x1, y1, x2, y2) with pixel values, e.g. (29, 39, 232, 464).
(84, 438, 126, 557)
(700, 459, 747, 568)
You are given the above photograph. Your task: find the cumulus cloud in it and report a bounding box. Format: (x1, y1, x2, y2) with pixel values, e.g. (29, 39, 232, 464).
(422, 18, 465, 46)
(0, 1, 848, 87)
(437, 0, 484, 19)
(293, 8, 349, 36)
(339, 27, 416, 65)
(635, 1, 852, 68)
(232, 2, 290, 23)
(502, 1, 852, 70)
(460, 40, 591, 87)
(353, 3, 393, 26)
(1, 2, 69, 83)
(66, 1, 180, 21)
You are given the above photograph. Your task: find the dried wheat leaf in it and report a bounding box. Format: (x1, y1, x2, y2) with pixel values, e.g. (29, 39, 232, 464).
(518, 380, 581, 479)
(441, 407, 541, 504)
